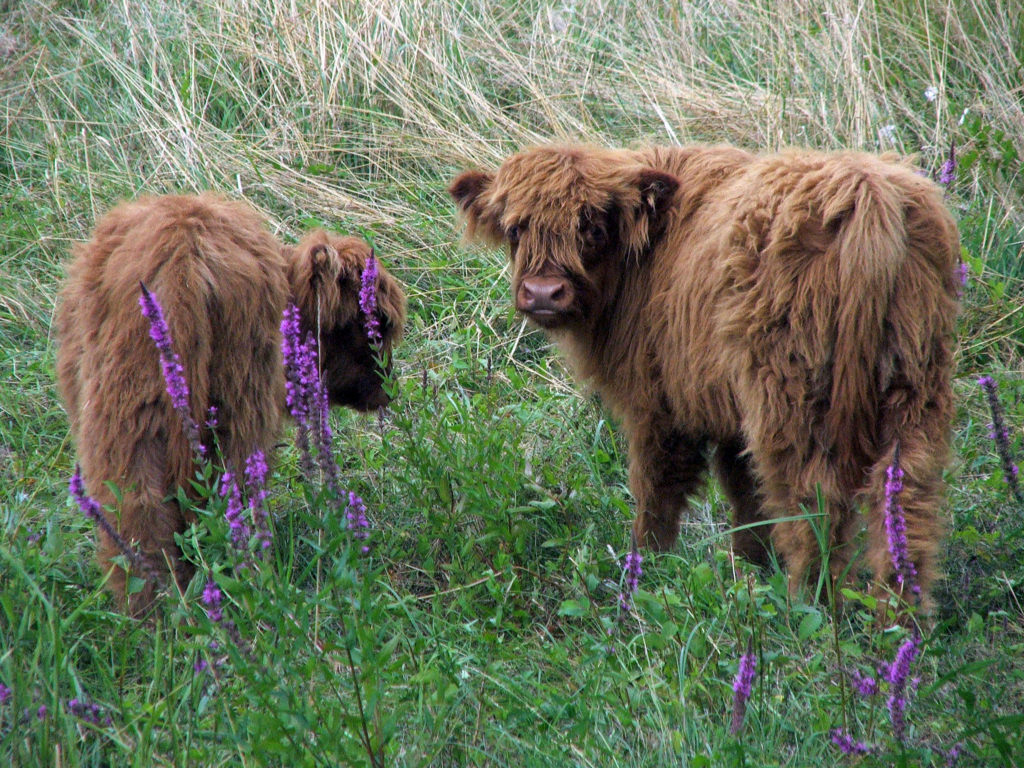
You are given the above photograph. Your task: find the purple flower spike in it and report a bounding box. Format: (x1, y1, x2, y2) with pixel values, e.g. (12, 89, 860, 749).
(359, 252, 382, 346)
(69, 465, 103, 523)
(281, 303, 340, 493)
(138, 282, 205, 457)
(729, 647, 757, 735)
(202, 579, 223, 623)
(0, 683, 11, 705)
(946, 743, 963, 766)
(245, 450, 272, 552)
(67, 697, 108, 726)
(884, 447, 920, 598)
(850, 668, 878, 697)
(978, 376, 1023, 502)
(939, 142, 956, 187)
(346, 492, 371, 553)
(885, 632, 922, 742)
(831, 728, 871, 755)
(222, 477, 249, 553)
(617, 547, 643, 614)
(70, 465, 155, 578)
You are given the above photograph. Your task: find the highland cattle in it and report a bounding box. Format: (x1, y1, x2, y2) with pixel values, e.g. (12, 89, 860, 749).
(56, 193, 406, 612)
(451, 144, 958, 610)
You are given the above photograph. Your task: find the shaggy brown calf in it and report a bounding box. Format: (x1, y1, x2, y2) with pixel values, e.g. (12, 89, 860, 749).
(451, 144, 959, 610)
(56, 193, 406, 611)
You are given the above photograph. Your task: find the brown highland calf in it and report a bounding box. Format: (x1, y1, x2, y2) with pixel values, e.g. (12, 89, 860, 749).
(451, 144, 959, 610)
(56, 193, 406, 612)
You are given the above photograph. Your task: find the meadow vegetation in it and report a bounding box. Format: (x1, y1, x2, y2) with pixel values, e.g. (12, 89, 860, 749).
(1, 1, 1022, 765)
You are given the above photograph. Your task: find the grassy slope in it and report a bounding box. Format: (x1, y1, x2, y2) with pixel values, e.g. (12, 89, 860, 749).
(1, 0, 1022, 765)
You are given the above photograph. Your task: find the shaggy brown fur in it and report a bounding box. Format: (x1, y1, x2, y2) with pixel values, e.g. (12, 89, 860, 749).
(451, 144, 959, 610)
(56, 193, 406, 612)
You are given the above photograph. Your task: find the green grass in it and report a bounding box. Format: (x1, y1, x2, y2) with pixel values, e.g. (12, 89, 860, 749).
(2, 0, 1023, 765)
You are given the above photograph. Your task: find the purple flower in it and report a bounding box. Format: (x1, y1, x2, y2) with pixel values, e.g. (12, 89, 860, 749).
(978, 376, 1023, 502)
(138, 282, 205, 457)
(245, 450, 272, 552)
(946, 743, 963, 766)
(69, 465, 103, 522)
(958, 260, 969, 289)
(346, 492, 371, 553)
(617, 547, 643, 614)
(281, 304, 340, 492)
(70, 465, 155, 578)
(36, 704, 47, 720)
(359, 253, 382, 346)
(194, 658, 208, 674)
(0, 683, 10, 705)
(67, 697, 107, 725)
(729, 649, 757, 735)
(202, 579, 223, 623)
(831, 728, 871, 755)
(885, 633, 922, 742)
(939, 142, 956, 187)
(884, 448, 920, 597)
(281, 304, 315, 429)
(222, 476, 249, 553)
(850, 668, 878, 697)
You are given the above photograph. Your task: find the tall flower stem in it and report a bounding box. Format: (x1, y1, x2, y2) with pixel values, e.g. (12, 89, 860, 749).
(359, 251, 382, 348)
(616, 544, 643, 618)
(281, 303, 342, 495)
(978, 376, 1023, 503)
(138, 282, 205, 458)
(885, 631, 922, 743)
(730, 642, 757, 735)
(884, 443, 921, 600)
(338, 611, 383, 768)
(69, 464, 159, 581)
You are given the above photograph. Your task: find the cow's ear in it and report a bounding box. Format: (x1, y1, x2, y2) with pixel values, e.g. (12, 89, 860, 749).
(637, 169, 679, 221)
(449, 170, 502, 245)
(620, 168, 680, 256)
(287, 232, 342, 291)
(285, 232, 351, 324)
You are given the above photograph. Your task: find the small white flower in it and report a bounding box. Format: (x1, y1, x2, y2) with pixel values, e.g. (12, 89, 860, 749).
(924, 85, 938, 102)
(958, 107, 970, 125)
(878, 124, 897, 143)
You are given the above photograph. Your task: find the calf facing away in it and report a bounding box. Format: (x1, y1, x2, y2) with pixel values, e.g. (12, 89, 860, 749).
(56, 193, 406, 612)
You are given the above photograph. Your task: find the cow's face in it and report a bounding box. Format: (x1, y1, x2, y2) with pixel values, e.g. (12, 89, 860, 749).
(450, 146, 678, 330)
(286, 233, 406, 411)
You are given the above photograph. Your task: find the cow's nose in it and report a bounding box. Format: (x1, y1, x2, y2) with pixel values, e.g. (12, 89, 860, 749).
(516, 276, 574, 314)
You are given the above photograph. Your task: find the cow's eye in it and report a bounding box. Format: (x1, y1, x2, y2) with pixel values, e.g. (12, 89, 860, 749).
(507, 225, 521, 244)
(584, 221, 607, 247)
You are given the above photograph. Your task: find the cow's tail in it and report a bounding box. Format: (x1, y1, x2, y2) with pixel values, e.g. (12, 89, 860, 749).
(823, 171, 907, 477)
(824, 169, 959, 611)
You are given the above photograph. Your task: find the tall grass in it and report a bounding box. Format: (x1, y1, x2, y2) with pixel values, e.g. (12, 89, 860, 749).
(2, 0, 1023, 765)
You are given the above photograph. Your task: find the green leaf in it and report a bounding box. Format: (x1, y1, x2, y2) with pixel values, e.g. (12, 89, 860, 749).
(840, 587, 877, 611)
(126, 576, 147, 596)
(558, 599, 590, 617)
(798, 610, 823, 640)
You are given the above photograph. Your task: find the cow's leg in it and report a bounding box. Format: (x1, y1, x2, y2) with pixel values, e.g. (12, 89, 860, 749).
(629, 419, 708, 550)
(712, 438, 773, 567)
